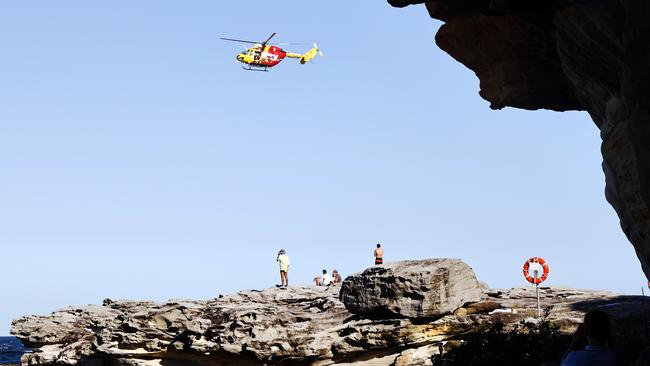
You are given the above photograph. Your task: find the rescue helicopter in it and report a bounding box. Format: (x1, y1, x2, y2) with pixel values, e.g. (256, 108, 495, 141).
(220, 33, 323, 71)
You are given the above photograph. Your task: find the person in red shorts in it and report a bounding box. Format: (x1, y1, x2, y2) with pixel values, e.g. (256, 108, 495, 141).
(374, 243, 383, 265)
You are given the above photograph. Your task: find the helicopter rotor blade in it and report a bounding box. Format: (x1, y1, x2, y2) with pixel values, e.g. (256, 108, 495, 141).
(261, 32, 277, 46)
(274, 42, 307, 46)
(220, 37, 259, 44)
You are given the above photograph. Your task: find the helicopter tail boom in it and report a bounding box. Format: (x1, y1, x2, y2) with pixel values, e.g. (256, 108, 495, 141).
(286, 43, 322, 64)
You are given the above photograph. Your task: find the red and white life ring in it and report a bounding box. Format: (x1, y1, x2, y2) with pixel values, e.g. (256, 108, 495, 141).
(522, 257, 549, 284)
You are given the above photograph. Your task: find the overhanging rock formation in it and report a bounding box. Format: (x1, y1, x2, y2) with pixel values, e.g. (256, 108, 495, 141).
(387, 0, 650, 280)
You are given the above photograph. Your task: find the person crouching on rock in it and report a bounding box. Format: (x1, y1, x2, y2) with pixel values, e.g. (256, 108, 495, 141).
(314, 269, 332, 286)
(276, 249, 290, 288)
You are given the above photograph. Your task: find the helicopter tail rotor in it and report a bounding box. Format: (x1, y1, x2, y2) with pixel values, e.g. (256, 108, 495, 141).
(299, 43, 323, 64)
(314, 43, 324, 57)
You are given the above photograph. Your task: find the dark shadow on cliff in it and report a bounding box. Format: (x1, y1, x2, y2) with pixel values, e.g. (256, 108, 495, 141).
(568, 294, 649, 340)
(431, 308, 571, 366)
(569, 294, 646, 311)
(429, 297, 650, 366)
(432, 301, 646, 366)
(569, 295, 649, 365)
(342, 311, 450, 326)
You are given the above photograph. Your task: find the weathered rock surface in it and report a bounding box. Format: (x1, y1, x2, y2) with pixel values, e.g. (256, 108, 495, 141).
(339, 259, 483, 318)
(10, 260, 649, 365)
(385, 0, 650, 281)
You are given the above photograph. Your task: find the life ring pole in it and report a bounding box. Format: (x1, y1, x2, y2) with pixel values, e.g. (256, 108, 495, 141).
(534, 270, 540, 318)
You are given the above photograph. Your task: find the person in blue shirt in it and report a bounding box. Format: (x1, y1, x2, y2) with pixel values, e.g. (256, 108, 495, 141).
(562, 309, 619, 366)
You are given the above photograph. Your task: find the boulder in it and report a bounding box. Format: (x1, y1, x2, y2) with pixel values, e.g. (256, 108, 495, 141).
(339, 259, 483, 318)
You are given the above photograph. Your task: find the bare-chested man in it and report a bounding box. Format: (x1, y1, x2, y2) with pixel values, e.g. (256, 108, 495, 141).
(374, 243, 383, 265)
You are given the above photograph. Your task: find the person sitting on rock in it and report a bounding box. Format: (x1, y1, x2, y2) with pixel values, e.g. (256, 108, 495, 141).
(561, 309, 619, 366)
(313, 269, 332, 286)
(329, 269, 342, 286)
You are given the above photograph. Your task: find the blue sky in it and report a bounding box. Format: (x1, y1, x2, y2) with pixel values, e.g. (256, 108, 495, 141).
(0, 1, 644, 335)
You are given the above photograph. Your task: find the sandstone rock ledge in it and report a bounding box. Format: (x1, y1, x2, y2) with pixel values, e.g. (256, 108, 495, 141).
(10, 259, 648, 366)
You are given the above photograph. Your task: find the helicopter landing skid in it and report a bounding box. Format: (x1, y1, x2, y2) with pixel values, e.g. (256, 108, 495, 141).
(242, 65, 268, 72)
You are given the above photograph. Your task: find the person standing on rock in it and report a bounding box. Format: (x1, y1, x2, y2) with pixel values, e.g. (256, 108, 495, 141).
(374, 243, 383, 265)
(276, 249, 290, 288)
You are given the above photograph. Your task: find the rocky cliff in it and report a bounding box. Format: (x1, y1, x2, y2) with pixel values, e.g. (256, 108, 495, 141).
(386, 0, 650, 281)
(11, 259, 648, 365)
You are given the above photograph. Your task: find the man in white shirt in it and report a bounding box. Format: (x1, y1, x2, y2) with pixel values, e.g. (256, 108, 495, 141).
(314, 269, 332, 286)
